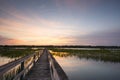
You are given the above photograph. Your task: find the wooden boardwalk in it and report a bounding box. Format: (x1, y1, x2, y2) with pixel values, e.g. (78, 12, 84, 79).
(24, 49, 51, 80)
(0, 49, 68, 80)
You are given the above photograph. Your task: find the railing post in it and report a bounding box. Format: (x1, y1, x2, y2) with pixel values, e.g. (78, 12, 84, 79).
(39, 51, 40, 57)
(33, 54, 36, 65)
(20, 61, 24, 80)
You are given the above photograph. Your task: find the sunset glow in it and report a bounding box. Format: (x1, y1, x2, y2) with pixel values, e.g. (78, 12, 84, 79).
(0, 0, 120, 45)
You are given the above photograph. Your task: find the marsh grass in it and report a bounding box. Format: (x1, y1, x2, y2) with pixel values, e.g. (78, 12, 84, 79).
(49, 48, 120, 63)
(0, 47, 35, 58)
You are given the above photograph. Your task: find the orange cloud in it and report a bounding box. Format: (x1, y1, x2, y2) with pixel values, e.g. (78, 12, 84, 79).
(5, 39, 25, 45)
(0, 35, 25, 45)
(1, 7, 88, 45)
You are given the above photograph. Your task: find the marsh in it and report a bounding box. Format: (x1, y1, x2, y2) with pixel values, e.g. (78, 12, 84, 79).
(50, 48, 120, 80)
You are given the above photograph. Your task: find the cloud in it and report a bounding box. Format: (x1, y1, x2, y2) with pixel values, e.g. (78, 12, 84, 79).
(0, 10, 76, 45)
(0, 8, 75, 41)
(0, 35, 25, 45)
(0, 1, 119, 45)
(0, 8, 119, 45)
(73, 29, 120, 46)
(54, 0, 101, 11)
(0, 35, 8, 41)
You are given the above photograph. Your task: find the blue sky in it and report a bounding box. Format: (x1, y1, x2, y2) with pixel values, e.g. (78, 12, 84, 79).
(0, 0, 120, 45)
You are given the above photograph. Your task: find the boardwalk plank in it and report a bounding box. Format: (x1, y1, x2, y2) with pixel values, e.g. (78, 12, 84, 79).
(24, 49, 51, 80)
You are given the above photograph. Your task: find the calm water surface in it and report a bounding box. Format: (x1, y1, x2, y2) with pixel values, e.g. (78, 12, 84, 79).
(54, 56, 120, 80)
(0, 56, 16, 66)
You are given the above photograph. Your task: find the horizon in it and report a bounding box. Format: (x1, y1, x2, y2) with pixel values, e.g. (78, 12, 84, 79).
(0, 45, 120, 47)
(0, 0, 120, 46)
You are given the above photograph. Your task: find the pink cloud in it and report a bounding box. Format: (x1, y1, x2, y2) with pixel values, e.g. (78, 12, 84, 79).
(0, 35, 25, 45)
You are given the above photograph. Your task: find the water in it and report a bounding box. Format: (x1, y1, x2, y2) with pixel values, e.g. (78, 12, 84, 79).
(60, 48, 100, 50)
(0, 56, 16, 66)
(54, 55, 120, 80)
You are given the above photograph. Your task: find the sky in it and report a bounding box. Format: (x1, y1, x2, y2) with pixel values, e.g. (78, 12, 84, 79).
(0, 0, 120, 46)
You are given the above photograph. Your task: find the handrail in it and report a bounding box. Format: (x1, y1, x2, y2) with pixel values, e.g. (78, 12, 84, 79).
(48, 50, 69, 80)
(0, 49, 69, 80)
(0, 50, 42, 80)
(13, 59, 33, 80)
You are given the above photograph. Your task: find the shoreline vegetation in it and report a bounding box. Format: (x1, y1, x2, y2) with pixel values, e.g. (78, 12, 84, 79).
(0, 46, 43, 58)
(49, 48, 120, 63)
(0, 46, 120, 80)
(0, 45, 120, 62)
(0, 47, 35, 58)
(0, 45, 120, 49)
(0, 45, 120, 61)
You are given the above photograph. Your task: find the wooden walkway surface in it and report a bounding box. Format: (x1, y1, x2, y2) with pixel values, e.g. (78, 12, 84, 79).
(24, 49, 51, 80)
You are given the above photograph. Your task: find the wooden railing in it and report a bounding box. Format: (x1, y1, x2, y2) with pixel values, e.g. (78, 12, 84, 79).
(0, 49, 69, 80)
(48, 50, 69, 80)
(0, 50, 42, 80)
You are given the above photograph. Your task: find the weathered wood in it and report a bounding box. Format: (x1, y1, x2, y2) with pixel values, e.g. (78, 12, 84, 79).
(24, 49, 51, 80)
(0, 49, 69, 80)
(0, 53, 34, 76)
(33, 54, 36, 66)
(24, 49, 69, 80)
(20, 61, 25, 80)
(13, 60, 34, 80)
(48, 50, 69, 80)
(0, 51, 42, 79)
(13, 59, 34, 80)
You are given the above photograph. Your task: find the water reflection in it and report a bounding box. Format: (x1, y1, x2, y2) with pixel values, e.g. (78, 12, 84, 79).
(0, 47, 39, 66)
(54, 55, 120, 80)
(50, 50, 120, 63)
(50, 50, 120, 80)
(0, 56, 16, 66)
